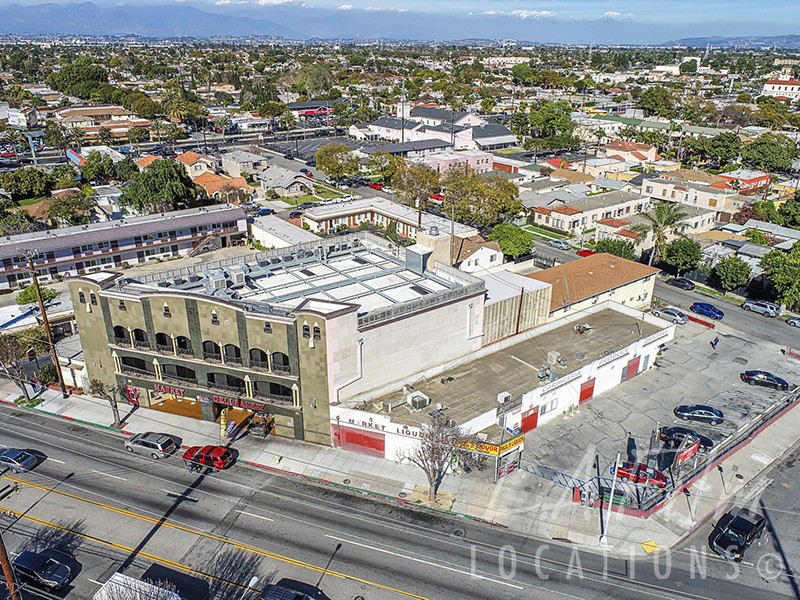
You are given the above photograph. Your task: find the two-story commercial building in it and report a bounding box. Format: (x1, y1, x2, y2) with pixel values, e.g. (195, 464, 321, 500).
(531, 190, 650, 236)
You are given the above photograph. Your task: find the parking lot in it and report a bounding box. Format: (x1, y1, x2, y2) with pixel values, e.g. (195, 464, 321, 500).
(520, 318, 800, 491)
(259, 135, 360, 160)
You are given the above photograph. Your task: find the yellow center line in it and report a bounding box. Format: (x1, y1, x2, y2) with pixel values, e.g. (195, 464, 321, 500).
(3, 479, 430, 599)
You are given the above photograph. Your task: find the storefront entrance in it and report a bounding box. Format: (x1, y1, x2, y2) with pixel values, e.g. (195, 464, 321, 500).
(147, 385, 204, 419)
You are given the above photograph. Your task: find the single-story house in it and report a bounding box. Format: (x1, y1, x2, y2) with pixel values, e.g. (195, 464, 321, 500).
(257, 166, 314, 197)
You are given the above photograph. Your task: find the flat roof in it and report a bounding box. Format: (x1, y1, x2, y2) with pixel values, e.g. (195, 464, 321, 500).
(252, 215, 320, 245)
(303, 196, 478, 237)
(366, 308, 661, 429)
(117, 234, 483, 319)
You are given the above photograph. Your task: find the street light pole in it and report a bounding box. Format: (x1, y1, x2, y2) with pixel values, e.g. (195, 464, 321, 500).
(24, 251, 68, 398)
(599, 451, 620, 547)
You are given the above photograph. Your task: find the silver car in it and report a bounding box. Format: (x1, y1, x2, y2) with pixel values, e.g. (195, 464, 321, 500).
(742, 300, 778, 318)
(124, 432, 179, 459)
(652, 307, 688, 324)
(547, 239, 571, 250)
(787, 316, 799, 328)
(0, 448, 38, 473)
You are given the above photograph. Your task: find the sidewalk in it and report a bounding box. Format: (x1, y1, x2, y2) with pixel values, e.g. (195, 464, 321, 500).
(3, 376, 800, 559)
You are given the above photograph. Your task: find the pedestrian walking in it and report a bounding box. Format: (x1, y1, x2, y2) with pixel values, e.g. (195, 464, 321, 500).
(710, 336, 720, 350)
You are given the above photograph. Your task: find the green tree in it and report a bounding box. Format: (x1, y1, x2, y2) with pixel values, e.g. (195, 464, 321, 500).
(293, 63, 336, 98)
(736, 92, 754, 104)
(713, 255, 751, 293)
(778, 194, 800, 229)
(120, 159, 199, 214)
(80, 151, 115, 184)
(0, 167, 54, 201)
(114, 156, 139, 182)
(97, 127, 115, 147)
(258, 100, 287, 118)
(315, 142, 358, 182)
(636, 85, 676, 119)
(511, 63, 533, 85)
(488, 224, 534, 258)
(0, 327, 49, 402)
(126, 126, 149, 148)
(528, 100, 576, 150)
(17, 284, 59, 305)
(366, 151, 401, 183)
(679, 59, 698, 75)
(595, 238, 636, 260)
(441, 170, 521, 227)
(760, 243, 800, 308)
(67, 125, 86, 151)
(665, 237, 702, 276)
(631, 201, 689, 265)
(44, 122, 69, 157)
(280, 109, 297, 132)
(741, 133, 797, 172)
(744, 229, 771, 245)
(47, 188, 95, 225)
(708, 132, 742, 165)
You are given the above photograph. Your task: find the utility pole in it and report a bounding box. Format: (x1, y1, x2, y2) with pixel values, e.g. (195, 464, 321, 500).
(0, 530, 21, 600)
(24, 251, 68, 398)
(599, 451, 621, 547)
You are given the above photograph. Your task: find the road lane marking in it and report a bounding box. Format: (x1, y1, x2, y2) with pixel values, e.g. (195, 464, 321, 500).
(325, 534, 524, 590)
(46, 458, 65, 464)
(236, 509, 274, 522)
(0, 493, 429, 600)
(91, 470, 127, 481)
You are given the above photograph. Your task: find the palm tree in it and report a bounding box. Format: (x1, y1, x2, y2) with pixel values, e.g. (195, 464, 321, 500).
(68, 126, 86, 151)
(214, 116, 230, 142)
(97, 127, 115, 147)
(280, 109, 297, 132)
(151, 119, 167, 143)
(631, 201, 689, 266)
(1, 129, 23, 158)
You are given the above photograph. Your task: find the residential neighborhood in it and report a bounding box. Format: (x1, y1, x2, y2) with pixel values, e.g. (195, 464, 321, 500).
(0, 14, 799, 600)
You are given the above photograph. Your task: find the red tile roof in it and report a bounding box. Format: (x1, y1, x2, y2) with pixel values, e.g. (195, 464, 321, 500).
(552, 206, 582, 216)
(596, 218, 629, 227)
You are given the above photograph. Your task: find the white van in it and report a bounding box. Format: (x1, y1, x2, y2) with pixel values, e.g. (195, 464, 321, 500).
(94, 573, 182, 600)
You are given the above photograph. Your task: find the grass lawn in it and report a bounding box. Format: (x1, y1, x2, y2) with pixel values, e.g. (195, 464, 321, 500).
(17, 196, 48, 206)
(523, 225, 569, 241)
(287, 194, 320, 205)
(494, 147, 525, 155)
(317, 190, 342, 199)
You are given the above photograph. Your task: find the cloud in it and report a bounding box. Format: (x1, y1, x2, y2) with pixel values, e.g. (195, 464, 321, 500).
(337, 3, 353, 9)
(364, 6, 408, 12)
(511, 10, 557, 20)
(603, 11, 636, 20)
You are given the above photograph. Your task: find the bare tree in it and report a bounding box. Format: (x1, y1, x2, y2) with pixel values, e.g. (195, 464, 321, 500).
(0, 328, 49, 402)
(89, 378, 122, 428)
(91, 573, 181, 600)
(397, 412, 484, 501)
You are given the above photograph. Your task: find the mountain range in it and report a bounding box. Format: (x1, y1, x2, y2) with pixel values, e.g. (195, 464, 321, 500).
(0, 2, 797, 46)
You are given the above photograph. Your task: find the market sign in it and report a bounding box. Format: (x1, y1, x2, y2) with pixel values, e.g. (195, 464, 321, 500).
(676, 439, 700, 465)
(457, 433, 524, 456)
(213, 395, 266, 411)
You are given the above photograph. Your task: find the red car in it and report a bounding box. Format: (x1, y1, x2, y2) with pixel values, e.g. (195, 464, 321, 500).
(615, 462, 668, 488)
(576, 248, 596, 257)
(368, 182, 384, 190)
(429, 194, 444, 201)
(183, 445, 235, 471)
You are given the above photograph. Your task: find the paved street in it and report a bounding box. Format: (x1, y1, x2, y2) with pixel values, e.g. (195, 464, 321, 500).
(0, 405, 796, 599)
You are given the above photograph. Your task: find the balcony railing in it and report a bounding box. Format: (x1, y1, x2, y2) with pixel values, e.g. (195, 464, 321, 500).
(156, 343, 174, 355)
(224, 355, 243, 366)
(113, 337, 131, 347)
(162, 372, 198, 386)
(250, 360, 270, 371)
(176, 347, 194, 358)
(203, 352, 222, 363)
(272, 364, 291, 375)
(252, 389, 293, 406)
(206, 380, 246, 394)
(120, 364, 157, 380)
(133, 340, 151, 350)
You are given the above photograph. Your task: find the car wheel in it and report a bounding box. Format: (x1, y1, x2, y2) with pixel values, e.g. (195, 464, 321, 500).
(672, 318, 679, 324)
(125, 445, 134, 452)
(710, 420, 718, 425)
(744, 305, 751, 311)
(748, 380, 756, 386)
(151, 453, 160, 460)
(681, 415, 689, 421)
(763, 312, 771, 318)
(619, 474, 628, 481)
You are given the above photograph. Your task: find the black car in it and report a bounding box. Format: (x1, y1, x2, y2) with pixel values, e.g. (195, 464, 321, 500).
(261, 579, 331, 600)
(710, 507, 767, 562)
(12, 550, 71, 590)
(284, 152, 294, 160)
(305, 159, 316, 167)
(740, 370, 789, 391)
(659, 426, 714, 452)
(666, 277, 695, 290)
(256, 208, 275, 217)
(288, 211, 303, 218)
(297, 202, 317, 210)
(673, 404, 724, 425)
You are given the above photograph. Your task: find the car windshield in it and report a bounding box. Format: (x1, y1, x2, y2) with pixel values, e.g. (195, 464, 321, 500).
(721, 525, 747, 546)
(39, 558, 62, 578)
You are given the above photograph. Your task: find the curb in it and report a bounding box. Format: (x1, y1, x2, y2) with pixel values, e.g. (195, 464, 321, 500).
(0, 397, 133, 435)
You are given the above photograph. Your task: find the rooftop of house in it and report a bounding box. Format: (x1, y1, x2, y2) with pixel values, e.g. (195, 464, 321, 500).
(526, 253, 660, 310)
(718, 168, 769, 180)
(111, 233, 484, 319)
(661, 169, 725, 185)
(303, 196, 478, 237)
(545, 190, 647, 215)
(364, 307, 661, 432)
(222, 150, 268, 164)
(251, 214, 321, 245)
(452, 236, 502, 264)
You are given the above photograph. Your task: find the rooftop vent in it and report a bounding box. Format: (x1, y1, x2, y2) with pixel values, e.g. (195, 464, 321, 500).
(407, 391, 431, 410)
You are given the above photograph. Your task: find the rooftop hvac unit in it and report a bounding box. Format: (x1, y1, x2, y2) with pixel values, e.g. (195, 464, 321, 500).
(188, 274, 201, 283)
(172, 277, 183, 286)
(228, 266, 245, 285)
(204, 269, 227, 290)
(282, 254, 294, 263)
(497, 391, 511, 404)
(547, 351, 561, 366)
(407, 392, 431, 410)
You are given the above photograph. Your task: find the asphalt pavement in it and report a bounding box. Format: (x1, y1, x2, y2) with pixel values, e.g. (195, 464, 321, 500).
(0, 406, 795, 600)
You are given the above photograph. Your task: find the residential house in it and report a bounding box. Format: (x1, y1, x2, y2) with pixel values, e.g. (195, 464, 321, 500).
(193, 172, 252, 203)
(641, 178, 749, 222)
(773, 178, 800, 199)
(420, 149, 493, 174)
(250, 215, 320, 249)
(579, 156, 629, 178)
(221, 150, 268, 178)
(531, 190, 650, 236)
(7, 107, 38, 129)
(526, 253, 660, 318)
(355, 139, 453, 159)
(600, 140, 660, 165)
(452, 237, 504, 273)
(53, 105, 151, 142)
(257, 166, 314, 198)
(93, 185, 123, 220)
(135, 155, 164, 171)
(175, 151, 217, 180)
(761, 79, 800, 100)
(717, 168, 771, 192)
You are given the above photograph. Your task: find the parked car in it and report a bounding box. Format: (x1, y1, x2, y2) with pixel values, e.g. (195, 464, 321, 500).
(305, 159, 316, 167)
(0, 448, 38, 473)
(666, 277, 695, 290)
(299, 168, 310, 174)
(12, 550, 72, 590)
(740, 370, 789, 391)
(256, 208, 275, 217)
(297, 202, 316, 210)
(288, 211, 303, 218)
(614, 462, 668, 488)
(710, 507, 767, 562)
(673, 404, 724, 425)
(576, 248, 596, 257)
(659, 426, 714, 452)
(183, 445, 235, 471)
(742, 299, 778, 318)
(124, 432, 179, 459)
(261, 578, 331, 600)
(283, 152, 294, 160)
(429, 193, 444, 201)
(787, 316, 800, 328)
(690, 302, 724, 320)
(651, 307, 688, 324)
(368, 182, 384, 190)
(547, 239, 571, 250)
